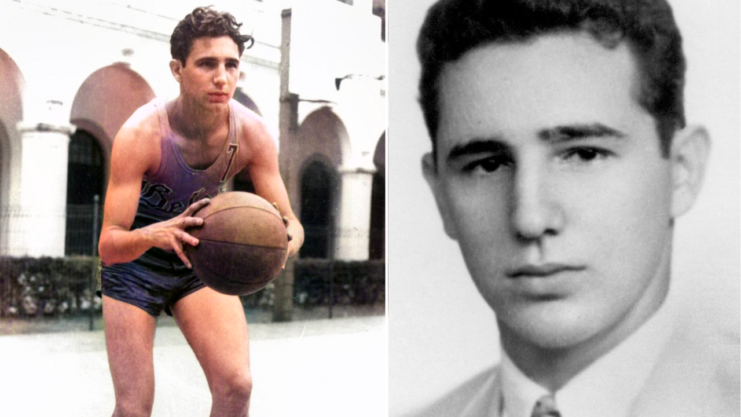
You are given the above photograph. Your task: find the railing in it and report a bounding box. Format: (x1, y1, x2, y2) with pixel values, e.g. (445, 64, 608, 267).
(1, 199, 101, 330)
(65, 202, 103, 256)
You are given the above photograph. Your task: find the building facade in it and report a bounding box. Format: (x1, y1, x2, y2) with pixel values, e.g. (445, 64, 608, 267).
(0, 0, 386, 263)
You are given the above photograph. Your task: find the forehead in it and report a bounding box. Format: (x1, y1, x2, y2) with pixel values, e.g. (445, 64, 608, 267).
(187, 36, 240, 61)
(436, 33, 654, 150)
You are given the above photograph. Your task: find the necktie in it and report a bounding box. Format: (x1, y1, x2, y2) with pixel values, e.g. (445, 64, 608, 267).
(530, 394, 561, 417)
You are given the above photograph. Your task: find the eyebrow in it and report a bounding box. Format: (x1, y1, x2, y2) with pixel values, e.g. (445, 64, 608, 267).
(194, 57, 240, 64)
(538, 123, 627, 142)
(445, 123, 627, 164)
(446, 139, 510, 164)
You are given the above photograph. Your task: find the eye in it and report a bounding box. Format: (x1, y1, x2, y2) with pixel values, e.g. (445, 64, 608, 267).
(461, 155, 514, 174)
(561, 147, 612, 164)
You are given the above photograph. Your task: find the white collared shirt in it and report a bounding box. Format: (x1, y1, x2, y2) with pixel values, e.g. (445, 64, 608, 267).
(500, 292, 677, 417)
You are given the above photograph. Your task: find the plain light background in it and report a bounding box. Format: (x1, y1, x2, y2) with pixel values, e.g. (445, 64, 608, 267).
(387, 1, 740, 415)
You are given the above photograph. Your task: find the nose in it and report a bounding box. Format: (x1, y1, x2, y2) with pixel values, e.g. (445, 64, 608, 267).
(509, 163, 564, 241)
(214, 64, 227, 86)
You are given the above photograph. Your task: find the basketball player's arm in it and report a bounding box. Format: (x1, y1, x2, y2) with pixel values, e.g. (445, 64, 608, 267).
(244, 123, 304, 260)
(98, 117, 209, 267)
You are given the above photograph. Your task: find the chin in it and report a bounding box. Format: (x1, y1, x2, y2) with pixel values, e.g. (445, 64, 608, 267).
(496, 299, 609, 351)
(205, 101, 229, 112)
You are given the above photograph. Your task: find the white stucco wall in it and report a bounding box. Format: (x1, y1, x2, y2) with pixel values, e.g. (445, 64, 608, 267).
(0, 0, 385, 257)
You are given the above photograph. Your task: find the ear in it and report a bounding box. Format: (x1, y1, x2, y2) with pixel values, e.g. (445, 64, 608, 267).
(422, 152, 459, 240)
(170, 59, 183, 83)
(670, 125, 710, 218)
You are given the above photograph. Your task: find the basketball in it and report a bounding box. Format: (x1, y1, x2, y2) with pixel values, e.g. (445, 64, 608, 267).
(185, 192, 288, 295)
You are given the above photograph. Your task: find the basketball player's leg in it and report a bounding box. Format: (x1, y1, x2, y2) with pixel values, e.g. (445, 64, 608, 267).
(103, 295, 157, 417)
(171, 287, 252, 417)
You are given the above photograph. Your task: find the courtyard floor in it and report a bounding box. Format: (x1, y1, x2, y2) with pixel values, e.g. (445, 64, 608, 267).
(0, 312, 386, 416)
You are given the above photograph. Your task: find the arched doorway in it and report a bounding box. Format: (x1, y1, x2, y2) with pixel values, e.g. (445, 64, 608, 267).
(70, 62, 156, 190)
(68, 63, 155, 255)
(299, 159, 336, 259)
(292, 107, 349, 259)
(65, 130, 104, 255)
(0, 48, 25, 254)
(369, 132, 385, 259)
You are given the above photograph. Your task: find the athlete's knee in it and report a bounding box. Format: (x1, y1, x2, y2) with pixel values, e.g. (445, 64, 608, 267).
(113, 398, 154, 417)
(213, 371, 253, 405)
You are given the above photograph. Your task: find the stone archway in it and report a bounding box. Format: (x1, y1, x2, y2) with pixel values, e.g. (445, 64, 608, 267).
(68, 63, 155, 255)
(294, 107, 350, 170)
(70, 62, 156, 186)
(291, 107, 353, 259)
(0, 49, 25, 254)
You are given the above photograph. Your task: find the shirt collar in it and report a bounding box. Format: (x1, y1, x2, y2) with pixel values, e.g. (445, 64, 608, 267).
(500, 291, 677, 417)
(500, 348, 551, 417)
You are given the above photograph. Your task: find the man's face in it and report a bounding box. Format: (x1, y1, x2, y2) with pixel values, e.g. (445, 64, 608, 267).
(176, 36, 240, 109)
(424, 33, 677, 350)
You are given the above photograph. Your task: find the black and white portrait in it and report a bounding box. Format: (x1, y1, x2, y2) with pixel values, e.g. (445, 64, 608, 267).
(388, 0, 739, 415)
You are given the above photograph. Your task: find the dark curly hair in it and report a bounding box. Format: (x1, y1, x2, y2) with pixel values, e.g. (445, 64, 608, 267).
(171, 7, 255, 64)
(418, 0, 686, 159)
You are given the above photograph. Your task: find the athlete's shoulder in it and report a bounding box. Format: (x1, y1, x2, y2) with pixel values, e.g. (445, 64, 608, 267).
(111, 99, 162, 173)
(118, 99, 162, 140)
(230, 99, 273, 142)
(230, 99, 278, 167)
(122, 98, 164, 133)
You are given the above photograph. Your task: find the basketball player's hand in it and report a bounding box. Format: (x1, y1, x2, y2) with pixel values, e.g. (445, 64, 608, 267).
(285, 222, 303, 267)
(273, 202, 302, 268)
(146, 198, 210, 268)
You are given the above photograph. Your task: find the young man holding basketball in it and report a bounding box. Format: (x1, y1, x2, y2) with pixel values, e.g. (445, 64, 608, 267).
(98, 7, 303, 417)
(410, 0, 738, 415)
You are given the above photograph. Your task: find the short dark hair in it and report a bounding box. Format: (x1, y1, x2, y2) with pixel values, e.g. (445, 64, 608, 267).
(417, 0, 686, 159)
(171, 7, 255, 64)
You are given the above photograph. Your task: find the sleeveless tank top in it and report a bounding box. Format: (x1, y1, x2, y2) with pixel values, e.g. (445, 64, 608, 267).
(132, 98, 240, 270)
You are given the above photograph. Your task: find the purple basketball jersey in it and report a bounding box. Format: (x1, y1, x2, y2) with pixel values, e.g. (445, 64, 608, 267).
(132, 98, 241, 269)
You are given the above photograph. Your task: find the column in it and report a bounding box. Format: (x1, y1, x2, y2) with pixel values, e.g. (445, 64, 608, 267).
(7, 101, 74, 257)
(333, 75, 385, 261)
(334, 165, 375, 260)
(273, 9, 296, 322)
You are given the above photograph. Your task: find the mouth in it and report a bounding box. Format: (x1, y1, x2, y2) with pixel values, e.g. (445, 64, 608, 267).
(506, 263, 586, 279)
(208, 92, 229, 102)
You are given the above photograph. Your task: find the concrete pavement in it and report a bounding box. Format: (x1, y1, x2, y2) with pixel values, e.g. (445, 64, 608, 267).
(0, 315, 387, 416)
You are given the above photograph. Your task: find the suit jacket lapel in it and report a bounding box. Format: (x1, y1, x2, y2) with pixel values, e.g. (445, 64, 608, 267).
(629, 316, 739, 416)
